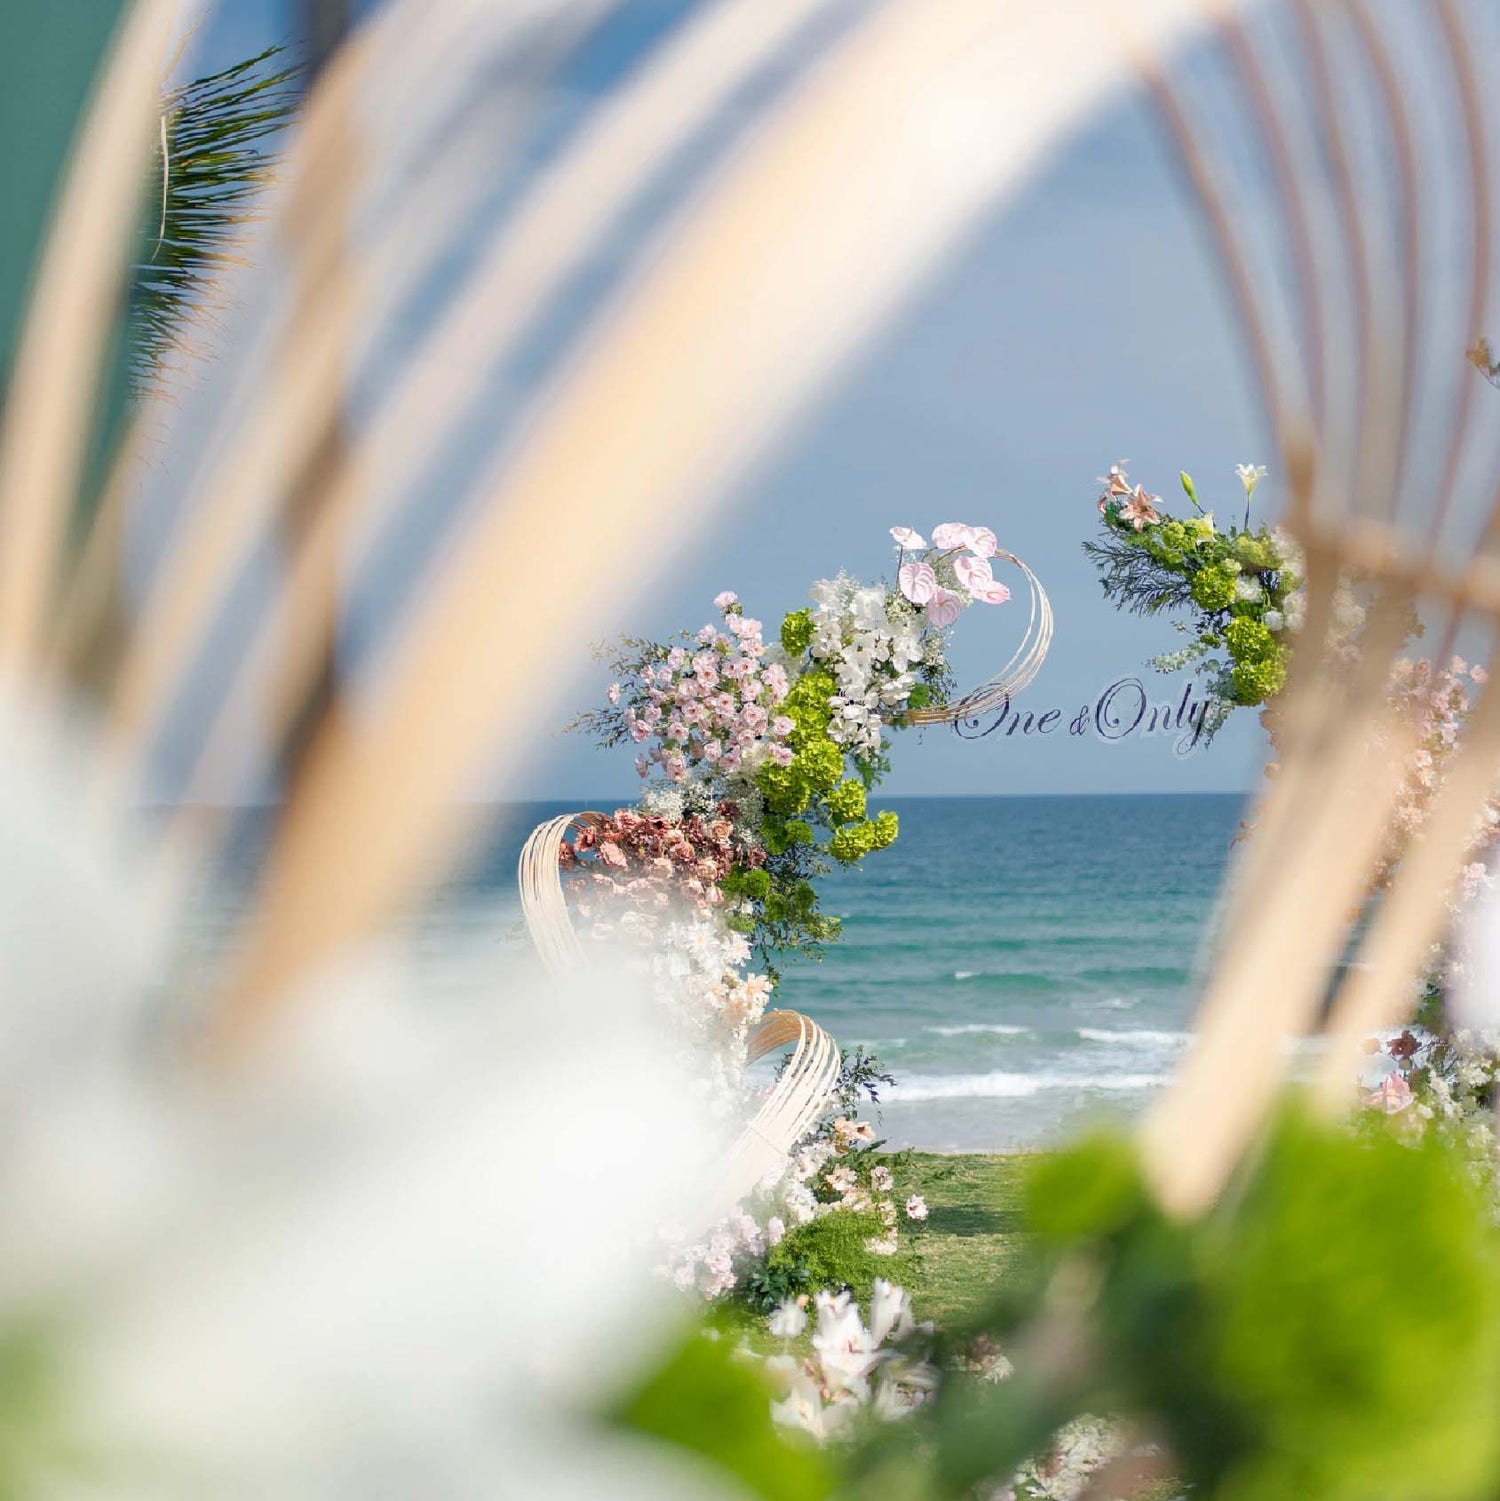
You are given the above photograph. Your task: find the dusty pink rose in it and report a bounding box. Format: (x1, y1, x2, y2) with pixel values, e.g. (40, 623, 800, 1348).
(931, 522, 975, 551)
(598, 841, 628, 868)
(898, 561, 938, 605)
(1363, 1073, 1414, 1114)
(889, 526, 927, 549)
(953, 554, 994, 594)
(926, 587, 962, 628)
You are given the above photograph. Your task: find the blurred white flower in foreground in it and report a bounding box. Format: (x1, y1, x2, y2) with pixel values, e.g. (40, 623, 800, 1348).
(0, 693, 739, 1498)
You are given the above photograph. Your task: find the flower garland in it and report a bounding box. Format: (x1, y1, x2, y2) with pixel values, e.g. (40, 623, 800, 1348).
(565, 522, 1015, 1299)
(569, 521, 1011, 977)
(1084, 462, 1300, 736)
(1086, 463, 1500, 1162)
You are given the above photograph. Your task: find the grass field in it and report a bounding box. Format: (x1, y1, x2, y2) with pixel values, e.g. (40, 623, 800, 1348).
(900, 1152, 1036, 1327)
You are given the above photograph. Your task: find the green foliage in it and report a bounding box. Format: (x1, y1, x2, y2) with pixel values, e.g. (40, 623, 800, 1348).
(133, 47, 301, 385)
(606, 1329, 833, 1501)
(762, 1212, 919, 1312)
(1001, 1108, 1500, 1501)
(1085, 472, 1298, 724)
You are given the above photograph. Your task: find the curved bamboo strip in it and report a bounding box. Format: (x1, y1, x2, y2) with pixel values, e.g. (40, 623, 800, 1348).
(905, 550, 1054, 727)
(517, 810, 839, 1185)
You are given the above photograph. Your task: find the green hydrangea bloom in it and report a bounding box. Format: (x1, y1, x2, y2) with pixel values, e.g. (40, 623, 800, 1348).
(823, 779, 867, 827)
(796, 737, 843, 794)
(1225, 616, 1276, 664)
(779, 609, 814, 656)
(1230, 652, 1287, 705)
(1191, 565, 1237, 612)
(871, 809, 898, 848)
(756, 760, 809, 816)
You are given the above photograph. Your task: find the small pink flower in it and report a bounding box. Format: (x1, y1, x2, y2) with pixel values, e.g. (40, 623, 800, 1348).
(629, 720, 650, 743)
(766, 1216, 786, 1247)
(635, 754, 650, 777)
(763, 664, 790, 702)
(714, 591, 738, 611)
(773, 715, 795, 737)
(667, 647, 686, 670)
(899, 561, 938, 605)
(970, 579, 1011, 605)
(931, 522, 975, 551)
(1117, 484, 1161, 530)
(926, 587, 962, 628)
(904, 1194, 928, 1221)
(666, 754, 688, 782)
(703, 739, 722, 762)
(771, 743, 794, 767)
(1363, 1074, 1413, 1114)
(667, 720, 687, 741)
(966, 526, 997, 558)
(889, 526, 927, 550)
(953, 554, 995, 594)
(598, 841, 628, 868)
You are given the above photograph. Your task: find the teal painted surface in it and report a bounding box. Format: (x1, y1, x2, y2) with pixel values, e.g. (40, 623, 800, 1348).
(0, 1, 129, 380)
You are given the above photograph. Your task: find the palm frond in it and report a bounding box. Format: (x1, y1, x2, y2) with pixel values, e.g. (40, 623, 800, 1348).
(130, 45, 302, 385)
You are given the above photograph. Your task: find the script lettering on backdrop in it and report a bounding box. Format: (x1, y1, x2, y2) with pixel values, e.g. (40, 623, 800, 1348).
(951, 676, 1211, 757)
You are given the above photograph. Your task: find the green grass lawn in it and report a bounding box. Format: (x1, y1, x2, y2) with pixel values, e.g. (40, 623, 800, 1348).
(900, 1152, 1036, 1328)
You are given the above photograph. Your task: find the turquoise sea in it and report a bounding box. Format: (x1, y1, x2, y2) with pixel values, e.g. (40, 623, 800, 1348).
(461, 793, 1247, 1151)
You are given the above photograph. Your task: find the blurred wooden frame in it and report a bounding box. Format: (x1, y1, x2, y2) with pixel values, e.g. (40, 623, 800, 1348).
(6, 0, 1500, 1227)
(1137, 0, 1500, 1213)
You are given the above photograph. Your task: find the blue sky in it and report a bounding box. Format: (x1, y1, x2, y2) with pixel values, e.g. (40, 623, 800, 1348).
(187, 1, 1276, 802)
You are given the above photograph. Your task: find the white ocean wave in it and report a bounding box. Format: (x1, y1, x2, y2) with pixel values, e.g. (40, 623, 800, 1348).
(953, 971, 981, 981)
(887, 1071, 1171, 1102)
(925, 1023, 1031, 1037)
(1076, 1027, 1192, 1048)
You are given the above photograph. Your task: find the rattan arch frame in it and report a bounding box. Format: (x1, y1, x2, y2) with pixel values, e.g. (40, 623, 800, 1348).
(518, 810, 842, 1191)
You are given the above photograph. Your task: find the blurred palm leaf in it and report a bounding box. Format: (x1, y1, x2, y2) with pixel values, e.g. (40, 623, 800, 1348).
(131, 45, 301, 385)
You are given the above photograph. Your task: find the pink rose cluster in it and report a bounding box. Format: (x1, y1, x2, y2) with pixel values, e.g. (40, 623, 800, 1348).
(890, 522, 1011, 629)
(559, 802, 765, 921)
(1379, 654, 1500, 893)
(614, 596, 794, 782)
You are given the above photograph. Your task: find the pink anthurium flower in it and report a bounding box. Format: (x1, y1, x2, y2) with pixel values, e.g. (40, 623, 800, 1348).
(969, 579, 1012, 605)
(931, 522, 974, 551)
(926, 587, 962, 628)
(966, 526, 997, 558)
(898, 561, 937, 605)
(953, 554, 994, 594)
(889, 526, 927, 550)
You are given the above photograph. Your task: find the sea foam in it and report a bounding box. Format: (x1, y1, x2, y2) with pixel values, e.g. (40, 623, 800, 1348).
(887, 1071, 1171, 1102)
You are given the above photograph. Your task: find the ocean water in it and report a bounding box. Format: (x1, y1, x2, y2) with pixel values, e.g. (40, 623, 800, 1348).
(457, 792, 1247, 1151)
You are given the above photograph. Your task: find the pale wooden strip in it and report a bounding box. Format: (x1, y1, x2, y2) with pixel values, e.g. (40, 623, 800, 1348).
(1140, 662, 1420, 1216)
(214, 0, 1231, 1034)
(0, 0, 202, 672)
(159, 0, 841, 802)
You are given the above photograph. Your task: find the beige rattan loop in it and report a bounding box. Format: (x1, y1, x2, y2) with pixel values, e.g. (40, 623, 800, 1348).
(518, 813, 839, 1188)
(903, 549, 1053, 726)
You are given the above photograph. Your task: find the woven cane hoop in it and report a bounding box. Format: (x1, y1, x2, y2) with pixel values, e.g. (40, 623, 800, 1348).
(518, 814, 839, 1183)
(904, 549, 1053, 726)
